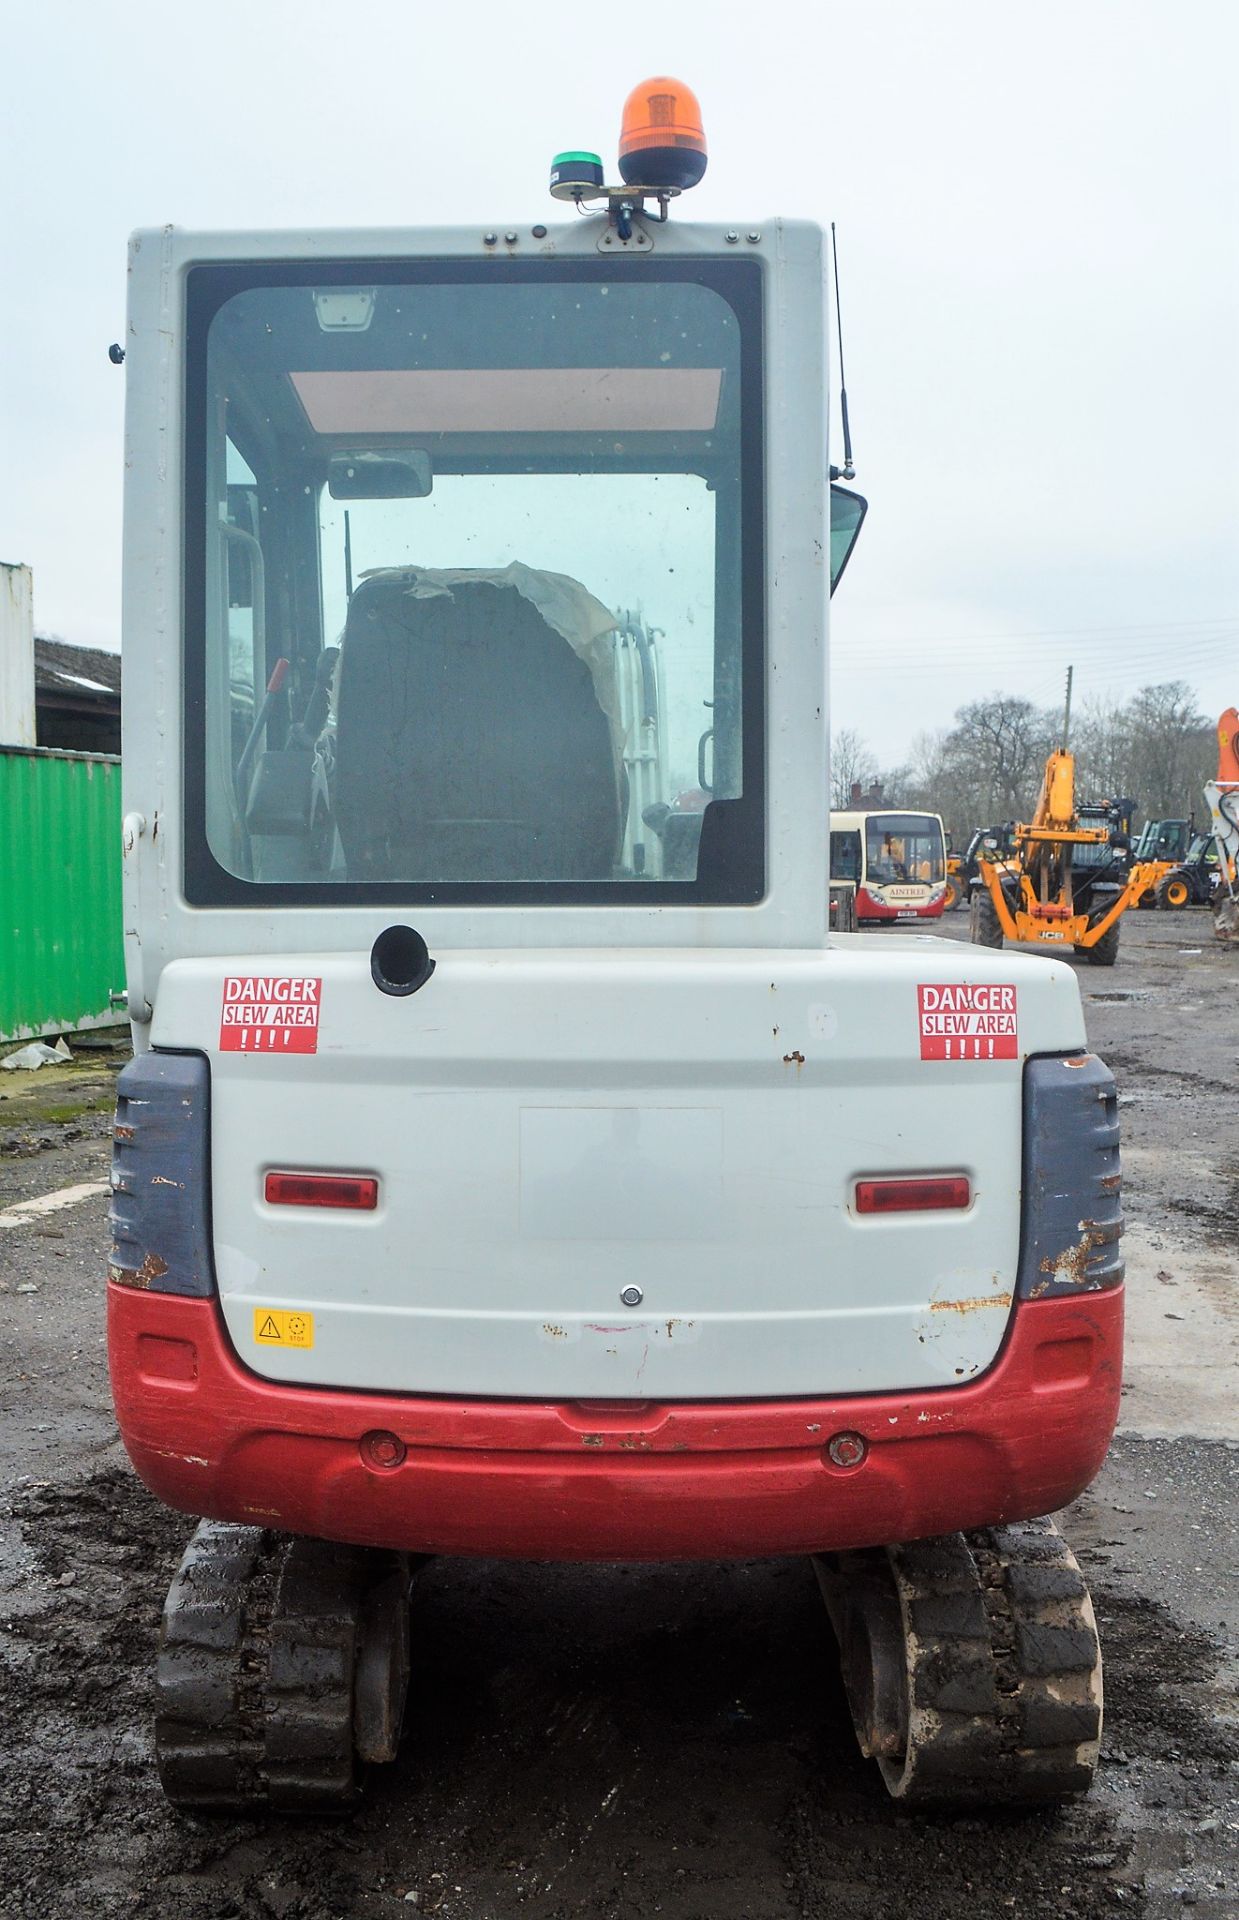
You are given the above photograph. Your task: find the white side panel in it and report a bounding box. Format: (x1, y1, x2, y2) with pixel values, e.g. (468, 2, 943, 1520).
(149, 938, 1086, 1401)
(0, 563, 35, 747)
(520, 1107, 723, 1241)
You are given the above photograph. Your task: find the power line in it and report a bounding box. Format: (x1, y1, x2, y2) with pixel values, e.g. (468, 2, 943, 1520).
(832, 630, 1237, 669)
(833, 634, 1236, 665)
(837, 610, 1238, 643)
(826, 633, 1229, 664)
(831, 663, 1234, 694)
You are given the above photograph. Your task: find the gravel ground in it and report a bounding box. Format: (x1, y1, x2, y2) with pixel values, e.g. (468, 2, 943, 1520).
(0, 913, 1235, 1920)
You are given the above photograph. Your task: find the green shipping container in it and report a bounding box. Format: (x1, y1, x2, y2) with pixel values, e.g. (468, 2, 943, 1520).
(0, 746, 126, 1044)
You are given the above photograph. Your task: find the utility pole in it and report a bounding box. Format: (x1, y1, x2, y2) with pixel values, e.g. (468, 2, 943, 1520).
(1062, 664, 1073, 753)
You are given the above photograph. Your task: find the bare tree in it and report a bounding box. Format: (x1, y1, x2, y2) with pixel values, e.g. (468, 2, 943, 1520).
(830, 727, 879, 808)
(907, 730, 950, 793)
(1123, 682, 1214, 821)
(1072, 693, 1132, 805)
(900, 730, 972, 842)
(838, 679, 1220, 847)
(939, 694, 1055, 825)
(877, 762, 913, 806)
(1071, 682, 1214, 823)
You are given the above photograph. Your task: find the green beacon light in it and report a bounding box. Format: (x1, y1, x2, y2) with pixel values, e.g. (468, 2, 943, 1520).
(549, 151, 605, 200)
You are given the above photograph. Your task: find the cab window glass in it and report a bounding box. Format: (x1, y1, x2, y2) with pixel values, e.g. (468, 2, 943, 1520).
(830, 830, 861, 881)
(188, 265, 764, 905)
(864, 816, 945, 884)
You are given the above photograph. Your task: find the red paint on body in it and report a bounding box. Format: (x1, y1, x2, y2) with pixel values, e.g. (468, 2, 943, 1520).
(108, 1285, 1123, 1563)
(855, 887, 945, 922)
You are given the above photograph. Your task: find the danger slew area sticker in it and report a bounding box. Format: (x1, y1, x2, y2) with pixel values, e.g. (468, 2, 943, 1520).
(219, 976, 322, 1053)
(918, 983, 1019, 1061)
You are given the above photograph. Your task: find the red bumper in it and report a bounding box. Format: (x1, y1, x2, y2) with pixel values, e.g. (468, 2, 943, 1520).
(108, 1284, 1122, 1561)
(855, 888, 945, 921)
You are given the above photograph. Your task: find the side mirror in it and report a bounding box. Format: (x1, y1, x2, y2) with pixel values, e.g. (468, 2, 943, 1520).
(327, 450, 432, 499)
(829, 485, 868, 595)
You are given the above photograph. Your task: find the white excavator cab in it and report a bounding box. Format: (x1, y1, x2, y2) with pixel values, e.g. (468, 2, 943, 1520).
(123, 220, 1047, 1401)
(110, 106, 1122, 1814)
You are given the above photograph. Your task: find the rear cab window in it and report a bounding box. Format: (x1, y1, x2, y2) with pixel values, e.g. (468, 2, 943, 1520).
(184, 261, 765, 907)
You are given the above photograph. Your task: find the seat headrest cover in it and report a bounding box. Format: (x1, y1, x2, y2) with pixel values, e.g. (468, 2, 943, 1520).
(352, 561, 623, 765)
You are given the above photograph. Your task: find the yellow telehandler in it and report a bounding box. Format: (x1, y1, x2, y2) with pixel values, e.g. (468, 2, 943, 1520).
(971, 738, 1160, 966)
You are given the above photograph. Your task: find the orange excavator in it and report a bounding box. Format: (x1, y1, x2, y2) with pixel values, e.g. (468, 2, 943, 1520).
(971, 676, 1160, 966)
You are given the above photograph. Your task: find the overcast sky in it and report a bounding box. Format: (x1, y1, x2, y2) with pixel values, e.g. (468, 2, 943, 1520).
(2, 0, 1236, 760)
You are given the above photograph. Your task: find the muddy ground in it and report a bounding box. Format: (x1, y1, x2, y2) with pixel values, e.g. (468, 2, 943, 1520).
(0, 911, 1235, 1920)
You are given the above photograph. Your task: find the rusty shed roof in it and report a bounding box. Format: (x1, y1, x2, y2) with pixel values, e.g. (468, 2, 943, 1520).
(34, 637, 122, 703)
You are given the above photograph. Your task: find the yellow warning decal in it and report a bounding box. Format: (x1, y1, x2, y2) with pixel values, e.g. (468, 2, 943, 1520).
(253, 1307, 315, 1349)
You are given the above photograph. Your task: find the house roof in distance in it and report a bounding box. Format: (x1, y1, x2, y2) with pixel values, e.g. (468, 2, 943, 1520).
(34, 637, 121, 705)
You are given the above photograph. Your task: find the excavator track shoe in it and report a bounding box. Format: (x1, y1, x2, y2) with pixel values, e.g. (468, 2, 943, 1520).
(815, 1515, 1102, 1808)
(155, 1521, 413, 1810)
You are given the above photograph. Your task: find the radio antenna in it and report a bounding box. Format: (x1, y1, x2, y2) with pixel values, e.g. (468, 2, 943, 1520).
(344, 509, 354, 601)
(831, 222, 856, 481)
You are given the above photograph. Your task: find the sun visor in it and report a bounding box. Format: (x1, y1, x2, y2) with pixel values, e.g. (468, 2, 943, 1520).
(290, 367, 722, 435)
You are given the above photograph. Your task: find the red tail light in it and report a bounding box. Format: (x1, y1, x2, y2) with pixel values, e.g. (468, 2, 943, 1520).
(264, 1171, 378, 1210)
(855, 1175, 970, 1215)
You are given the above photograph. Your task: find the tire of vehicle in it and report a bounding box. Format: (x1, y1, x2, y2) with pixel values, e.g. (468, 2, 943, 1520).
(1155, 872, 1191, 909)
(1080, 918, 1120, 966)
(943, 877, 960, 911)
(970, 889, 1004, 949)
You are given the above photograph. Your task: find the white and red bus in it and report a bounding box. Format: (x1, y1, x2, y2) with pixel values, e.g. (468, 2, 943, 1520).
(830, 809, 948, 922)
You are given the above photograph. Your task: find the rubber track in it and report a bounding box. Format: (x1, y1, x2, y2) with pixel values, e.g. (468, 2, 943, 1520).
(821, 1516, 1102, 1808)
(155, 1522, 362, 1811)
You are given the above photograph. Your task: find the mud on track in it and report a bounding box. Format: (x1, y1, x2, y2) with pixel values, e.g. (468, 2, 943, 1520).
(0, 912, 1235, 1919)
(0, 1452, 1236, 1920)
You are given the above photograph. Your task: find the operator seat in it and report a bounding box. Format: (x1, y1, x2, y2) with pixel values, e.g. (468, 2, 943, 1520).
(333, 572, 621, 882)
